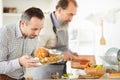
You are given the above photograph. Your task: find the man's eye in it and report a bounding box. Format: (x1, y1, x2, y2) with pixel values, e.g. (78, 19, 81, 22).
(32, 29, 38, 31)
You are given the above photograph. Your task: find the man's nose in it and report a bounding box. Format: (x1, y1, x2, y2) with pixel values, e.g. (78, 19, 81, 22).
(35, 30, 40, 36)
(69, 16, 73, 21)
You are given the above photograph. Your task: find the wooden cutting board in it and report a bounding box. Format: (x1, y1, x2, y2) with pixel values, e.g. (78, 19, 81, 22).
(71, 55, 96, 69)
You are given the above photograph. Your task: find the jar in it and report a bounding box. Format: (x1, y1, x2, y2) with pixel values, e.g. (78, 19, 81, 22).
(51, 72, 59, 79)
(117, 49, 120, 71)
(104, 48, 119, 65)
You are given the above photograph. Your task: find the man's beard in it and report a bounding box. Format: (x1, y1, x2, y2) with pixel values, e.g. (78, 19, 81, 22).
(58, 19, 68, 26)
(30, 35, 37, 39)
(27, 34, 37, 39)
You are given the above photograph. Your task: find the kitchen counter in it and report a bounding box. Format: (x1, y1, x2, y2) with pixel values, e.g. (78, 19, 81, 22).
(26, 76, 120, 80)
(27, 78, 120, 80)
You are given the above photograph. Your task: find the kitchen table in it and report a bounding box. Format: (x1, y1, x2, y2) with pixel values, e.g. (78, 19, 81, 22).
(25, 73, 120, 80)
(26, 76, 120, 80)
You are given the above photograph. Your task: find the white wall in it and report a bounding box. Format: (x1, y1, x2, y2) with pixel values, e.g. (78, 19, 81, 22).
(67, 0, 120, 74)
(68, 0, 120, 64)
(3, 0, 54, 13)
(2, 0, 56, 25)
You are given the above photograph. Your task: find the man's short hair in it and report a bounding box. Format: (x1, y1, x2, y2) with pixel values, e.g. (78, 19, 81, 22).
(56, 0, 77, 10)
(21, 7, 44, 25)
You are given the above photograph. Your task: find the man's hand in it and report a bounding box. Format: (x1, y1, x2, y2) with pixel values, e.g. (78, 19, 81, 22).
(19, 55, 40, 68)
(62, 52, 78, 61)
(72, 52, 79, 56)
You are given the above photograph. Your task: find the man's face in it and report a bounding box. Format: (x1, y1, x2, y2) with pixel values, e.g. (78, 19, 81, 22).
(22, 17, 44, 39)
(58, 2, 77, 25)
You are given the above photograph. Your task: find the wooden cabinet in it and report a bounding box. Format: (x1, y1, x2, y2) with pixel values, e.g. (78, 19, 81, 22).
(0, 0, 2, 27)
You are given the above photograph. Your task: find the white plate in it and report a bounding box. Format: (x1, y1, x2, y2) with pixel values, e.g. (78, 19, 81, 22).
(39, 54, 63, 65)
(35, 57, 63, 65)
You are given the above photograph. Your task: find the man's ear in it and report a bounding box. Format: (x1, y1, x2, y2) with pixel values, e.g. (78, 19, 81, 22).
(57, 7, 63, 14)
(20, 20, 25, 27)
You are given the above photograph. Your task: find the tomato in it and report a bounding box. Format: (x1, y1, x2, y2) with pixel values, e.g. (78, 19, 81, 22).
(80, 61, 88, 65)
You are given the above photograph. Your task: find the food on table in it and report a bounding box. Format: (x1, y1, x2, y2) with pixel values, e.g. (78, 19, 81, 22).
(34, 48, 62, 64)
(62, 73, 79, 79)
(79, 59, 89, 65)
(109, 72, 120, 76)
(85, 63, 106, 78)
(86, 63, 103, 69)
(35, 48, 50, 59)
(63, 73, 71, 77)
(109, 72, 120, 78)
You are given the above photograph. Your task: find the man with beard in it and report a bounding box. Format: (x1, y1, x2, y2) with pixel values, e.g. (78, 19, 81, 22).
(33, 0, 78, 79)
(0, 7, 44, 80)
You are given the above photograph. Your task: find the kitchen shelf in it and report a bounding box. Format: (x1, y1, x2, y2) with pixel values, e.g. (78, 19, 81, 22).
(3, 13, 22, 16)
